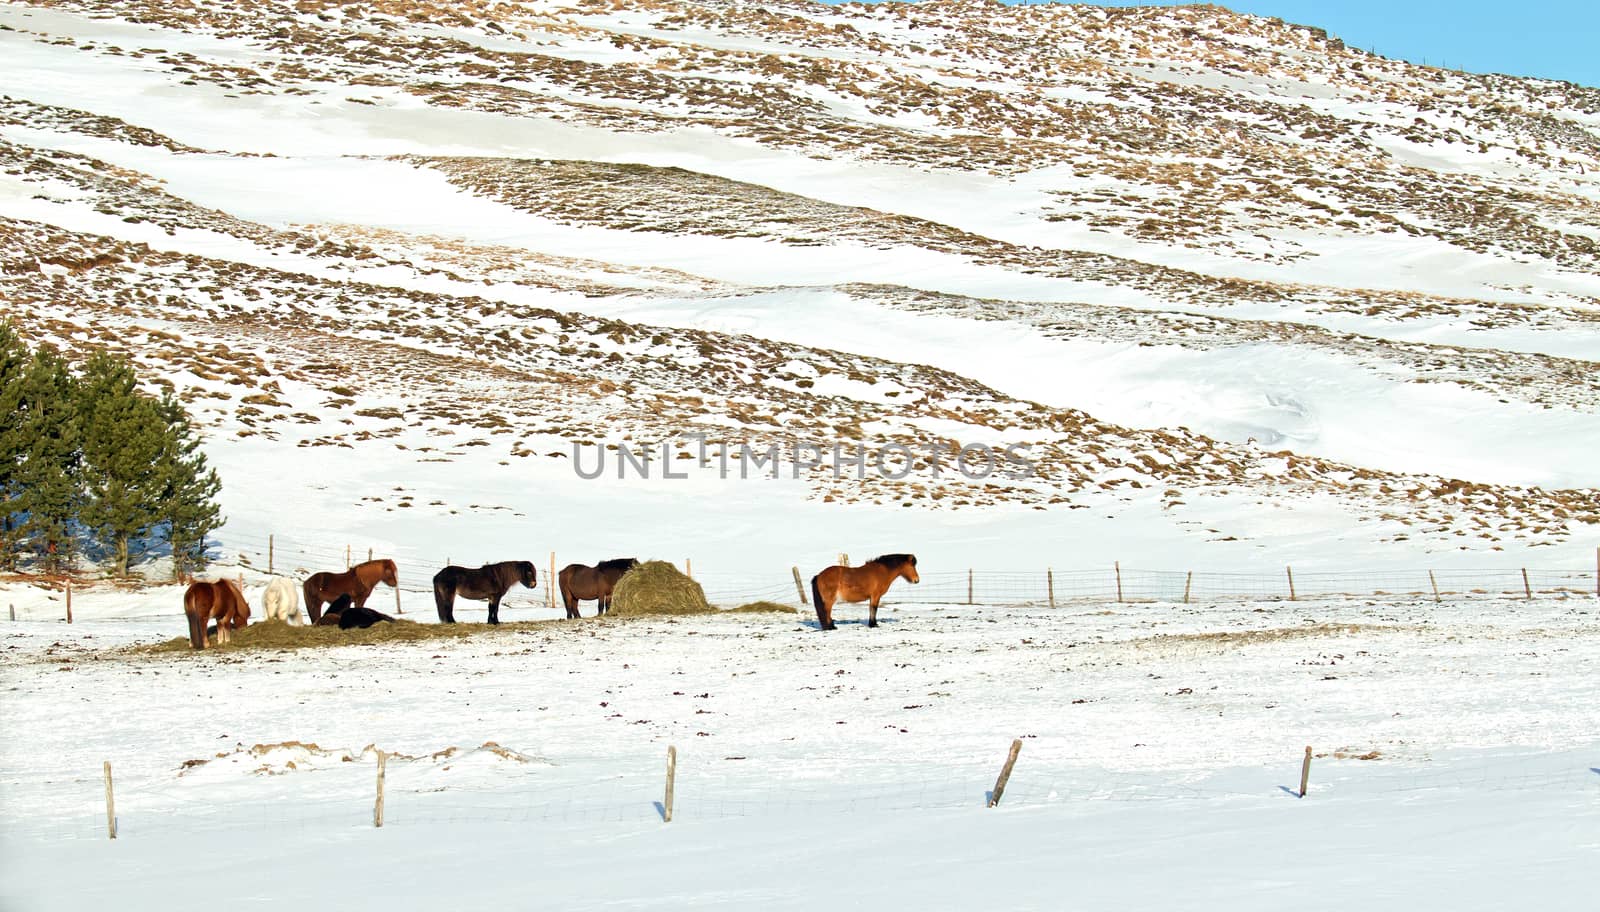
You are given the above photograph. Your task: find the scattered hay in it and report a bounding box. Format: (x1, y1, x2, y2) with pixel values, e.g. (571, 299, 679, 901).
(132, 617, 547, 653)
(1134, 623, 1410, 650)
(609, 560, 713, 616)
(729, 600, 797, 614)
(1321, 749, 1383, 761)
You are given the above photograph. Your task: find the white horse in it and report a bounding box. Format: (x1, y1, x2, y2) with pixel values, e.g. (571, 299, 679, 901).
(262, 576, 302, 625)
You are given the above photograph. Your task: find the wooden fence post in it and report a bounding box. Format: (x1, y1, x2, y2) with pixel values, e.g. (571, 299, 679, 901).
(1522, 568, 1532, 600)
(346, 545, 351, 569)
(793, 566, 808, 605)
(395, 584, 403, 616)
(549, 552, 557, 610)
(967, 569, 974, 605)
(1183, 571, 1192, 604)
(1299, 746, 1312, 798)
(104, 760, 117, 839)
(268, 534, 274, 575)
(1594, 547, 1599, 598)
(1046, 569, 1055, 608)
(368, 547, 373, 564)
(65, 579, 72, 624)
(7, 604, 13, 621)
(839, 553, 848, 567)
(1286, 566, 1296, 601)
(1114, 562, 1123, 603)
(1429, 570, 1440, 603)
(988, 739, 1023, 808)
(374, 750, 386, 828)
(685, 558, 692, 580)
(663, 745, 677, 823)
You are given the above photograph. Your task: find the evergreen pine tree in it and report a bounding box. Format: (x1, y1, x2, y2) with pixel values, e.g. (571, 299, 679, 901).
(13, 345, 82, 574)
(77, 352, 168, 577)
(0, 322, 29, 570)
(155, 389, 224, 579)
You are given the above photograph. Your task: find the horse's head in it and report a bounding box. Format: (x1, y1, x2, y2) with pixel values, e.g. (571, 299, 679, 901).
(381, 559, 398, 587)
(519, 561, 537, 588)
(902, 554, 920, 584)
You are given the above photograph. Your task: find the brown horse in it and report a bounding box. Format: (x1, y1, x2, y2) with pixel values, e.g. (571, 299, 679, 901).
(810, 553, 919, 631)
(303, 558, 398, 623)
(433, 560, 536, 625)
(558, 558, 638, 618)
(183, 579, 251, 649)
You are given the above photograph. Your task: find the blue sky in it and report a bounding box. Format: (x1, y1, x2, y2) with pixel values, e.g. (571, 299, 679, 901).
(836, 2, 1598, 88)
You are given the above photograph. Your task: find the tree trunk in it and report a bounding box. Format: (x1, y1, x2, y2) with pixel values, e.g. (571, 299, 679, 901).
(115, 535, 130, 577)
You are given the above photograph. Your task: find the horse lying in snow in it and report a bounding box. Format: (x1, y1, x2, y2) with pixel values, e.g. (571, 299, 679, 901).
(314, 594, 397, 630)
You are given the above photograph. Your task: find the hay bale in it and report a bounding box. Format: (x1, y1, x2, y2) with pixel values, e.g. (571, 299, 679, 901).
(609, 560, 712, 616)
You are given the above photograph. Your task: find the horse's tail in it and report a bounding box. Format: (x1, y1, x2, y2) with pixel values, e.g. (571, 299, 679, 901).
(303, 574, 322, 623)
(557, 568, 574, 616)
(432, 570, 455, 623)
(184, 590, 206, 650)
(810, 573, 824, 617)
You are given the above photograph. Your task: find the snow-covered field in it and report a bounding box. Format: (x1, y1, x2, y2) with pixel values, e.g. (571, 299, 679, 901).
(3, 591, 1597, 909)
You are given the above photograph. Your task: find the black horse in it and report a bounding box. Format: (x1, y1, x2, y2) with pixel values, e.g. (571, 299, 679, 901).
(314, 594, 397, 629)
(557, 558, 639, 618)
(433, 560, 537, 625)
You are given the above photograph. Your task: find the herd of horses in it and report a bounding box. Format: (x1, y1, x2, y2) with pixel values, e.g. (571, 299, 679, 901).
(181, 553, 921, 649)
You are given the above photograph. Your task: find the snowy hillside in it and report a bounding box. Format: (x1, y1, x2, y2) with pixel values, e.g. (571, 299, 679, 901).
(2, 0, 1597, 574)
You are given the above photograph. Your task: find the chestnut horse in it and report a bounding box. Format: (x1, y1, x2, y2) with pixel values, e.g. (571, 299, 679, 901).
(183, 579, 251, 649)
(433, 560, 536, 625)
(303, 558, 398, 623)
(810, 553, 919, 631)
(558, 558, 638, 618)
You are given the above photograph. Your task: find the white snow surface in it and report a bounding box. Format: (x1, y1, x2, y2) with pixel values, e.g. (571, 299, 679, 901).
(3, 593, 1598, 910)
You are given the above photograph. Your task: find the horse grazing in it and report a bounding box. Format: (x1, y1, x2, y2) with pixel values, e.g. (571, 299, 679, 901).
(433, 560, 537, 625)
(316, 594, 396, 629)
(303, 558, 398, 623)
(810, 553, 919, 631)
(558, 558, 638, 618)
(183, 579, 251, 649)
(261, 576, 301, 625)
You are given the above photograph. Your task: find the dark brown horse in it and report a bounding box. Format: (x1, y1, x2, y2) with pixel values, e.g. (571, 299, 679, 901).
(810, 554, 919, 631)
(183, 578, 251, 649)
(557, 558, 638, 618)
(433, 560, 536, 625)
(303, 558, 398, 623)
(315, 594, 397, 629)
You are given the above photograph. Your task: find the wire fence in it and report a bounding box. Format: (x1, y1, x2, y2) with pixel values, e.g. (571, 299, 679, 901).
(3, 532, 1597, 621)
(11, 742, 1597, 843)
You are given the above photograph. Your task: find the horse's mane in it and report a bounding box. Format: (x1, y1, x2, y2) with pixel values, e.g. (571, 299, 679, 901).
(868, 553, 917, 570)
(597, 557, 638, 572)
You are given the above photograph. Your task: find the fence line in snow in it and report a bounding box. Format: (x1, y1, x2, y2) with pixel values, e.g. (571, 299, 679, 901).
(14, 742, 1598, 843)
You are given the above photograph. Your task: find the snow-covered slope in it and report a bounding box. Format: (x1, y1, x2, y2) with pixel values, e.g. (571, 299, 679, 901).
(1, 0, 1597, 574)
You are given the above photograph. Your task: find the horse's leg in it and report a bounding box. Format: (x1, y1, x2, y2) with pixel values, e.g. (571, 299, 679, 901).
(869, 595, 881, 628)
(487, 594, 502, 626)
(354, 585, 371, 608)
